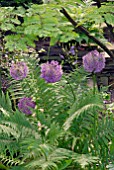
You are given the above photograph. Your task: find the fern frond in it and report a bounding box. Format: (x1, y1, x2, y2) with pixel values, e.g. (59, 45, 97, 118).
(63, 92, 103, 131)
(0, 154, 23, 167)
(0, 92, 13, 113)
(25, 147, 98, 170)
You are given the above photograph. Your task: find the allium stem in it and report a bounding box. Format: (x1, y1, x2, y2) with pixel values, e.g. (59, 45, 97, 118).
(93, 107, 97, 155)
(93, 74, 96, 95)
(0, 67, 2, 95)
(64, 76, 76, 101)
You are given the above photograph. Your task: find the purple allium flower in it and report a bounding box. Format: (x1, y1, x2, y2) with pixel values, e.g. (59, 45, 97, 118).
(83, 50, 105, 73)
(40, 60, 63, 83)
(10, 62, 28, 80)
(69, 46, 75, 55)
(18, 97, 36, 115)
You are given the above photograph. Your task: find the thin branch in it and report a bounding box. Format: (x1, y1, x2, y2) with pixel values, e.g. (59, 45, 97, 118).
(94, 0, 101, 8)
(60, 7, 114, 60)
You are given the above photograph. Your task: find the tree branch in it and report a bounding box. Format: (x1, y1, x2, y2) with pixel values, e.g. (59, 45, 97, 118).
(60, 7, 114, 60)
(94, 0, 101, 8)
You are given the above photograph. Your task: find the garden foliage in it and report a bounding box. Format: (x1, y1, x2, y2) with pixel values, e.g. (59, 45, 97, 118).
(0, 56, 114, 169)
(0, 0, 114, 52)
(0, 0, 114, 170)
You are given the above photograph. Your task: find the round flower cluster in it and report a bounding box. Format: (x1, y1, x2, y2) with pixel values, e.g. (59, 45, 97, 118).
(18, 97, 36, 115)
(40, 60, 63, 83)
(83, 50, 105, 73)
(10, 62, 28, 80)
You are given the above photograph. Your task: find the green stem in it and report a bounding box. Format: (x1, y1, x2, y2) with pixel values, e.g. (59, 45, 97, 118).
(92, 73, 96, 95)
(0, 67, 2, 95)
(64, 76, 76, 101)
(0, 31, 5, 95)
(92, 73, 98, 156)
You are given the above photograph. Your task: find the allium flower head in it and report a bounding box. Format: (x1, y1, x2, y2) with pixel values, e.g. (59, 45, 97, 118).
(10, 62, 28, 80)
(83, 50, 105, 73)
(40, 60, 63, 83)
(18, 97, 36, 115)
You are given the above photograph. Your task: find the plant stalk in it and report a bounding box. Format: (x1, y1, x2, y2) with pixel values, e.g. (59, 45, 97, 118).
(93, 73, 96, 95)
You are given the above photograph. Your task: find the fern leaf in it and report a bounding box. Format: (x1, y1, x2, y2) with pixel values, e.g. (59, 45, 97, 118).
(63, 102, 103, 131)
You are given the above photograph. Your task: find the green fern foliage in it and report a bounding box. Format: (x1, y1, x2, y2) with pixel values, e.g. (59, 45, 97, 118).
(0, 53, 114, 169)
(0, 59, 103, 170)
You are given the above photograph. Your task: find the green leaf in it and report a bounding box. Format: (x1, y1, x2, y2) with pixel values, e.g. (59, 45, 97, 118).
(58, 160, 72, 170)
(11, 18, 21, 25)
(0, 162, 8, 170)
(104, 13, 114, 25)
(1, 23, 14, 31)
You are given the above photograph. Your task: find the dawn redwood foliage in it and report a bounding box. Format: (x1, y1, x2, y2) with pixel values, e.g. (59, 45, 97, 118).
(0, 0, 114, 57)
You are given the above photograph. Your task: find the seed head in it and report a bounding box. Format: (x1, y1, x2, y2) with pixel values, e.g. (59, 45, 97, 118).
(10, 62, 28, 80)
(40, 60, 63, 83)
(18, 97, 36, 115)
(83, 50, 105, 73)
